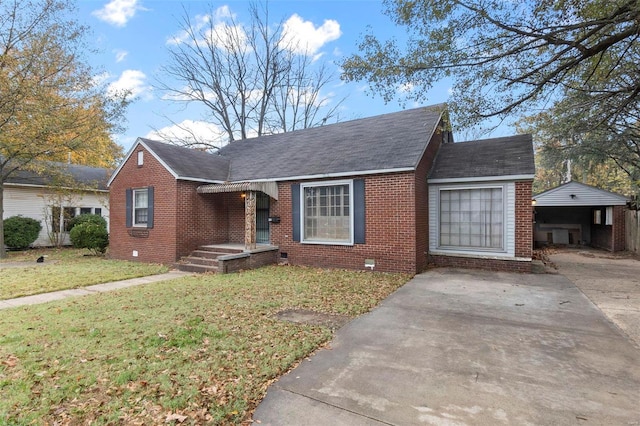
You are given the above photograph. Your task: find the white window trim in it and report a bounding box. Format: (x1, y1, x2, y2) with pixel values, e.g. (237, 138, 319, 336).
(300, 179, 354, 246)
(137, 151, 144, 166)
(605, 206, 613, 225)
(435, 183, 509, 255)
(133, 188, 149, 227)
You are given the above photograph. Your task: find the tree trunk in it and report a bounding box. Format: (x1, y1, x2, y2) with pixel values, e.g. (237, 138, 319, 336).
(0, 179, 6, 258)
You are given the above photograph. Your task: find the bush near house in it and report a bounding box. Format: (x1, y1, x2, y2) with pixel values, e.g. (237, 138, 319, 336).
(69, 220, 109, 255)
(68, 213, 107, 231)
(3, 216, 42, 249)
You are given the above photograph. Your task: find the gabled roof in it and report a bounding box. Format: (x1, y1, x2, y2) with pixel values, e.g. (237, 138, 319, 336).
(218, 106, 445, 181)
(138, 138, 230, 182)
(108, 106, 446, 187)
(429, 134, 535, 182)
(107, 138, 231, 186)
(533, 181, 628, 206)
(6, 163, 111, 190)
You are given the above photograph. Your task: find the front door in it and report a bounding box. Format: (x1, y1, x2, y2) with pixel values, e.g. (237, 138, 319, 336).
(256, 192, 270, 244)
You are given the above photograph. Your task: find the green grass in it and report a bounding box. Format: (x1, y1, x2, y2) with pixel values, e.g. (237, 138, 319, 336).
(0, 248, 168, 300)
(0, 265, 410, 425)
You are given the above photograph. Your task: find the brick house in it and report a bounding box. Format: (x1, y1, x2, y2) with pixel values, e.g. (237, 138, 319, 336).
(107, 106, 535, 273)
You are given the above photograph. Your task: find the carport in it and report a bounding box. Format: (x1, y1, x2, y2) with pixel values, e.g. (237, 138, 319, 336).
(533, 181, 628, 251)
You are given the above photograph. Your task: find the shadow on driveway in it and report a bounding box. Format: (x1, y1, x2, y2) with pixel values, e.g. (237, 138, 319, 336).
(253, 268, 640, 425)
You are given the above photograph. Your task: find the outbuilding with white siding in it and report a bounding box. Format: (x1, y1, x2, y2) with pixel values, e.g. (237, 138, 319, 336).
(532, 181, 628, 251)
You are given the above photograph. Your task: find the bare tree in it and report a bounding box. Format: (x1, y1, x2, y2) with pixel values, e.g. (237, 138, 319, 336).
(156, 2, 343, 150)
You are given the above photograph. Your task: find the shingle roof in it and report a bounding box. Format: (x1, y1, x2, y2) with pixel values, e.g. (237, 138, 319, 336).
(217, 106, 445, 181)
(139, 138, 230, 182)
(7, 163, 111, 190)
(429, 134, 535, 180)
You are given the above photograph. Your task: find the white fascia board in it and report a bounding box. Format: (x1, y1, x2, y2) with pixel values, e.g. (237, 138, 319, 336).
(176, 177, 226, 184)
(5, 182, 108, 192)
(428, 174, 534, 184)
(234, 167, 416, 183)
(107, 138, 181, 187)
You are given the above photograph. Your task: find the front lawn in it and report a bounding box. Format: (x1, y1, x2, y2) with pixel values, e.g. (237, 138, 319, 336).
(0, 265, 410, 424)
(0, 248, 168, 300)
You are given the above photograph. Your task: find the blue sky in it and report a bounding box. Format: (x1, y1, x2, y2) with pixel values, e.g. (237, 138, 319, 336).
(78, 0, 501, 152)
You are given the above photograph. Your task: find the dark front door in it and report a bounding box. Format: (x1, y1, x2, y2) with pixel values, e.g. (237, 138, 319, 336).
(256, 192, 270, 244)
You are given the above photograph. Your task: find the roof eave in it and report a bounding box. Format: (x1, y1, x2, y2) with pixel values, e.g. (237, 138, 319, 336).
(428, 174, 535, 184)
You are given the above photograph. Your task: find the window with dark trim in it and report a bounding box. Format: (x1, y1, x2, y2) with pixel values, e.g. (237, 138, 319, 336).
(126, 187, 154, 229)
(292, 179, 365, 245)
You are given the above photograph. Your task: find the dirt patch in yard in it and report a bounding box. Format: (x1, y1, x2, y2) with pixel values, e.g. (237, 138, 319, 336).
(548, 248, 640, 348)
(276, 309, 351, 331)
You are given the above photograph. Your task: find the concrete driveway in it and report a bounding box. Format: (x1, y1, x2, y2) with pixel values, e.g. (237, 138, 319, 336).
(253, 268, 640, 425)
(548, 249, 640, 348)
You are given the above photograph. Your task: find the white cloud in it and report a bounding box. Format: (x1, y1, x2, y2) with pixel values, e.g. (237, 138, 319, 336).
(114, 49, 128, 63)
(92, 0, 143, 27)
(282, 14, 341, 55)
(167, 14, 248, 53)
(107, 69, 152, 100)
(146, 120, 228, 148)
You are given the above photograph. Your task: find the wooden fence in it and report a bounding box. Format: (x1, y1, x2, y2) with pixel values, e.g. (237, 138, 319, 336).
(626, 209, 640, 254)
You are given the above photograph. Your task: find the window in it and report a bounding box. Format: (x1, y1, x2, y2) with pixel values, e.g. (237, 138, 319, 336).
(126, 187, 154, 229)
(51, 206, 77, 232)
(439, 187, 504, 250)
(95, 208, 102, 216)
(593, 209, 602, 225)
(137, 151, 144, 166)
(301, 181, 353, 244)
(80, 207, 92, 215)
(133, 189, 149, 226)
(605, 206, 613, 225)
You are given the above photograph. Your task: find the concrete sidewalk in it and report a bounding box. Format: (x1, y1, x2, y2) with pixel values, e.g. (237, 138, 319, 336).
(253, 268, 640, 425)
(0, 270, 190, 310)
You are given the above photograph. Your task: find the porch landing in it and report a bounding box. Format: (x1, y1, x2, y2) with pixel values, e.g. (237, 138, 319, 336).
(175, 244, 279, 274)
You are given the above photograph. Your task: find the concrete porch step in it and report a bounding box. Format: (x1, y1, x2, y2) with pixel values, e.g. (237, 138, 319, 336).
(174, 263, 218, 274)
(190, 250, 226, 260)
(199, 245, 245, 254)
(181, 256, 219, 267)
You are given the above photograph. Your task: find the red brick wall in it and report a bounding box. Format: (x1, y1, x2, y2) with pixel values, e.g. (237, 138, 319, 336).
(175, 182, 228, 258)
(430, 255, 532, 273)
(612, 205, 626, 252)
(415, 127, 445, 271)
(592, 205, 626, 252)
(227, 192, 246, 244)
(515, 180, 533, 258)
(270, 172, 419, 274)
(109, 144, 179, 264)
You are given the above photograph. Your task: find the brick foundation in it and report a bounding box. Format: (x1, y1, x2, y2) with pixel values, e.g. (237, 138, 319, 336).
(430, 254, 532, 273)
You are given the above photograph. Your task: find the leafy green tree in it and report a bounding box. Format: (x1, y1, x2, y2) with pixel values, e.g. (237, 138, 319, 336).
(0, 0, 128, 258)
(341, 0, 640, 129)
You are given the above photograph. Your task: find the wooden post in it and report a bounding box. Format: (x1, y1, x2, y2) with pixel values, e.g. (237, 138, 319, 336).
(244, 191, 257, 250)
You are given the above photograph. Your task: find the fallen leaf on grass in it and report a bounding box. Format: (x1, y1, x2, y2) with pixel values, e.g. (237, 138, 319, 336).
(165, 413, 188, 423)
(2, 355, 18, 367)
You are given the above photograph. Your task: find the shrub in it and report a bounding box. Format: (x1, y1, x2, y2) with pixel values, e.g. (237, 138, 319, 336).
(69, 222, 109, 255)
(68, 213, 107, 231)
(3, 216, 42, 249)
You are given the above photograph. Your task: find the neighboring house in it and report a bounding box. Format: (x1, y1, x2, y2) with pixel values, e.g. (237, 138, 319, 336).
(533, 181, 628, 252)
(4, 164, 110, 247)
(108, 106, 535, 274)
